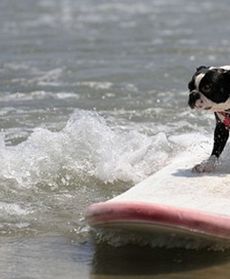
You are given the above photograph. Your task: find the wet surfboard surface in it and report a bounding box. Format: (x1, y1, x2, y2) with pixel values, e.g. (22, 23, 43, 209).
(86, 149, 230, 249)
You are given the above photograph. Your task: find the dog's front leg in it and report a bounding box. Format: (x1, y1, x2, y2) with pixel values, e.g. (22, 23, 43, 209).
(192, 119, 229, 173)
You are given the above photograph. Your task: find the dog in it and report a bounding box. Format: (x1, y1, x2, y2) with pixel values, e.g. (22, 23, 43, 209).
(188, 65, 230, 173)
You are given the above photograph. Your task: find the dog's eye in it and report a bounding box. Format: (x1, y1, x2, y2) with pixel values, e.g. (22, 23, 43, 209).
(202, 84, 211, 93)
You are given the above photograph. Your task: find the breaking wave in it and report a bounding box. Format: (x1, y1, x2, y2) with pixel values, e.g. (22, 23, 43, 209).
(0, 110, 177, 188)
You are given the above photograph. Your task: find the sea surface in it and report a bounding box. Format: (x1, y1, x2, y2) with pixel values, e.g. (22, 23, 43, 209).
(1, 0, 230, 278)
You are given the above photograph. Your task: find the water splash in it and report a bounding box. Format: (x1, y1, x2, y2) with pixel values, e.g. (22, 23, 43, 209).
(0, 110, 174, 188)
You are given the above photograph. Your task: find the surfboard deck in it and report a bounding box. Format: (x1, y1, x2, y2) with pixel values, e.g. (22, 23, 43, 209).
(86, 148, 230, 248)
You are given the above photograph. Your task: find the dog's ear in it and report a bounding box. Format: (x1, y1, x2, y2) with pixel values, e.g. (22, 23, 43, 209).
(196, 65, 209, 72)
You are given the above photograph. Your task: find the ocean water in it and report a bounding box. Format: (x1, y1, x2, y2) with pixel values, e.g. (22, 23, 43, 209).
(1, 0, 230, 278)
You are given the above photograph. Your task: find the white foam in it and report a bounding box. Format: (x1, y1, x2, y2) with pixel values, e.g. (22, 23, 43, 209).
(35, 68, 63, 86)
(0, 91, 79, 102)
(0, 110, 213, 189)
(0, 110, 179, 187)
(0, 202, 31, 216)
(10, 68, 64, 87)
(76, 81, 113, 90)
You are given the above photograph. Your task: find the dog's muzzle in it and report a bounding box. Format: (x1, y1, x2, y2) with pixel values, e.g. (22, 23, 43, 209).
(188, 90, 201, 109)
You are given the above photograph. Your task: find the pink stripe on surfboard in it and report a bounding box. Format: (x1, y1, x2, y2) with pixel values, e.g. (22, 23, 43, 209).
(86, 202, 230, 241)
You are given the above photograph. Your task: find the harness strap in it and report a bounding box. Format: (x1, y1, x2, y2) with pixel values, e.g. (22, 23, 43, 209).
(216, 112, 230, 128)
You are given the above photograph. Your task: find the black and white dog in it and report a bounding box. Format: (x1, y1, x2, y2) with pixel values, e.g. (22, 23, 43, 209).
(188, 65, 230, 173)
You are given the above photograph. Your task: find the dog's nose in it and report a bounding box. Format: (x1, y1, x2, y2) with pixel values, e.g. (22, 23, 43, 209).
(188, 91, 200, 109)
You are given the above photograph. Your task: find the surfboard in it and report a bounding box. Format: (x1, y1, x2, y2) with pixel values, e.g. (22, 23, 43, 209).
(86, 147, 230, 249)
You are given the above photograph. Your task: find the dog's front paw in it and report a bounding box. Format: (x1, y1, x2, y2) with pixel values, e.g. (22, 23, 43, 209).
(192, 156, 218, 173)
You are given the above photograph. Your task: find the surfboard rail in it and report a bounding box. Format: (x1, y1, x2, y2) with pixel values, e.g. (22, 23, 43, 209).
(86, 150, 230, 248)
(86, 201, 230, 242)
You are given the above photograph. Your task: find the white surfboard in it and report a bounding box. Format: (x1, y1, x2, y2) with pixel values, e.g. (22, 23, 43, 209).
(86, 147, 230, 249)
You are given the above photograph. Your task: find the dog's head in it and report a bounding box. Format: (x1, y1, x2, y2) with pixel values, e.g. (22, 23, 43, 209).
(188, 65, 230, 111)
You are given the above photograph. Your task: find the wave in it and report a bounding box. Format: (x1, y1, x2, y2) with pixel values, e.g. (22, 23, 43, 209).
(0, 110, 179, 188)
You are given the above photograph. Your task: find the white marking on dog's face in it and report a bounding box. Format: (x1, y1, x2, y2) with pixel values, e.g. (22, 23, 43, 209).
(208, 99, 230, 111)
(194, 92, 230, 112)
(194, 73, 205, 90)
(193, 93, 213, 110)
